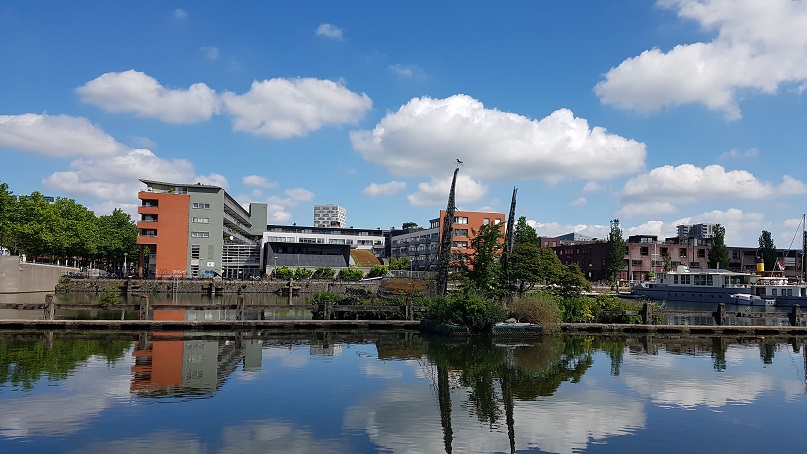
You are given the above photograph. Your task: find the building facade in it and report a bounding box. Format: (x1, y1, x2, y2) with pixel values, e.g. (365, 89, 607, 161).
(261, 224, 385, 274)
(313, 204, 346, 228)
(136, 180, 267, 279)
(550, 231, 805, 283)
(389, 210, 506, 271)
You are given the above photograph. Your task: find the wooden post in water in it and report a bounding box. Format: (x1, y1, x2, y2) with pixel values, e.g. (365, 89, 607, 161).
(44, 294, 55, 320)
(790, 305, 801, 327)
(237, 295, 245, 321)
(715, 303, 726, 326)
(139, 295, 150, 320)
(641, 302, 653, 325)
(323, 296, 332, 320)
(407, 296, 413, 321)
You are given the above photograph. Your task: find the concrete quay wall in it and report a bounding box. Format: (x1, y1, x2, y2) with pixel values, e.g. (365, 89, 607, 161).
(60, 277, 382, 296)
(0, 255, 77, 294)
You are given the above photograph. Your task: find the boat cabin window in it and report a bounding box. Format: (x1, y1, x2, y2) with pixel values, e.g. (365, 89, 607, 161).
(673, 275, 679, 284)
(772, 289, 777, 296)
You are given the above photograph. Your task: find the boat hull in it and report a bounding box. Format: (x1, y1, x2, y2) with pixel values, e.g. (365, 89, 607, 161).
(631, 285, 753, 304)
(765, 295, 807, 307)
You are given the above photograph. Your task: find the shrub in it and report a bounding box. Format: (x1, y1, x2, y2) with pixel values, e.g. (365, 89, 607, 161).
(272, 266, 293, 280)
(558, 294, 595, 323)
(312, 267, 336, 279)
(366, 265, 389, 278)
(98, 287, 120, 307)
(293, 268, 313, 280)
(312, 291, 342, 304)
(426, 291, 507, 334)
(338, 268, 364, 281)
(591, 294, 662, 324)
(509, 292, 562, 333)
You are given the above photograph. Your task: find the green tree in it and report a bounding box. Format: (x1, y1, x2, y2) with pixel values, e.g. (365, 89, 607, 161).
(662, 251, 672, 271)
(312, 267, 336, 279)
(708, 224, 730, 269)
(0, 182, 16, 250)
(7, 192, 53, 260)
(50, 197, 98, 266)
(513, 216, 540, 246)
(388, 255, 410, 270)
(402, 222, 419, 229)
(509, 243, 565, 295)
(605, 219, 626, 284)
(758, 230, 777, 271)
(465, 222, 504, 294)
(367, 264, 389, 278)
(556, 263, 592, 298)
(273, 266, 294, 279)
(96, 208, 138, 271)
(338, 268, 364, 280)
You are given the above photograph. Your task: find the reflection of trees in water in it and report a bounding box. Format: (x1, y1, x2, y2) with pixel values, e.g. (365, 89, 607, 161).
(759, 342, 776, 365)
(419, 334, 790, 453)
(712, 337, 727, 371)
(0, 333, 131, 389)
(423, 335, 600, 453)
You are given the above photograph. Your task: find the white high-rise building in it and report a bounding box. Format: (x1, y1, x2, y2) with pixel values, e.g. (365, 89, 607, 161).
(314, 204, 346, 228)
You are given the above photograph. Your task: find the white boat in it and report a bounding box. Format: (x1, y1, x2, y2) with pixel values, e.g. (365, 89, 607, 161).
(750, 274, 807, 307)
(730, 293, 775, 306)
(632, 266, 756, 304)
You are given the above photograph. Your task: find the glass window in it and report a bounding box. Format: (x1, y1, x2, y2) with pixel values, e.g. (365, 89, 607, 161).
(483, 218, 490, 225)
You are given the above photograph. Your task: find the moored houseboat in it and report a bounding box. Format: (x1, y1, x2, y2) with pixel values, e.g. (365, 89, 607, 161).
(632, 266, 757, 304)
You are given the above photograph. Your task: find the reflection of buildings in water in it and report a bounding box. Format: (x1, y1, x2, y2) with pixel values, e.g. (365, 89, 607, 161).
(310, 343, 343, 356)
(131, 309, 262, 394)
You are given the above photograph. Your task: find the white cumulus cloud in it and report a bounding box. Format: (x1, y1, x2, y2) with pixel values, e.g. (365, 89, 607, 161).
(351, 95, 646, 182)
(315, 23, 344, 40)
(595, 0, 807, 120)
(200, 46, 219, 60)
(76, 70, 220, 124)
(0, 113, 126, 157)
(407, 174, 488, 207)
(243, 175, 278, 189)
(221, 78, 372, 138)
(42, 148, 199, 202)
(362, 181, 406, 197)
(621, 164, 807, 207)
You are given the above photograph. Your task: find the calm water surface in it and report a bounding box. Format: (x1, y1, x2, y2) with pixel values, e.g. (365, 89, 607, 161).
(1, 331, 806, 453)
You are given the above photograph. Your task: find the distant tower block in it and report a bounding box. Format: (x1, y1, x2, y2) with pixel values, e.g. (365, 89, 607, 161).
(314, 204, 347, 228)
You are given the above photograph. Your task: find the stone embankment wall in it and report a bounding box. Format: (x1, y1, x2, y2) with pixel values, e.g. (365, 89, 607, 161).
(60, 278, 381, 296)
(0, 255, 78, 293)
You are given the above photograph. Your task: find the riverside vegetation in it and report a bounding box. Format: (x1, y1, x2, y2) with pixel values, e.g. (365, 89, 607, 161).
(309, 216, 657, 333)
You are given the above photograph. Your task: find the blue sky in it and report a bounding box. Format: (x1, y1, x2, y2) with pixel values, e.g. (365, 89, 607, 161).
(1, 1, 806, 248)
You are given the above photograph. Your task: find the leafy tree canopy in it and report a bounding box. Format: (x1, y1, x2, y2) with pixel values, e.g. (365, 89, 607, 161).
(605, 219, 626, 284)
(758, 230, 777, 271)
(708, 224, 730, 269)
(514, 216, 540, 246)
(465, 222, 504, 296)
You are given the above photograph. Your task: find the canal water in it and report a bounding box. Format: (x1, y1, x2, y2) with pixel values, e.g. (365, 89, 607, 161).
(1, 331, 805, 453)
